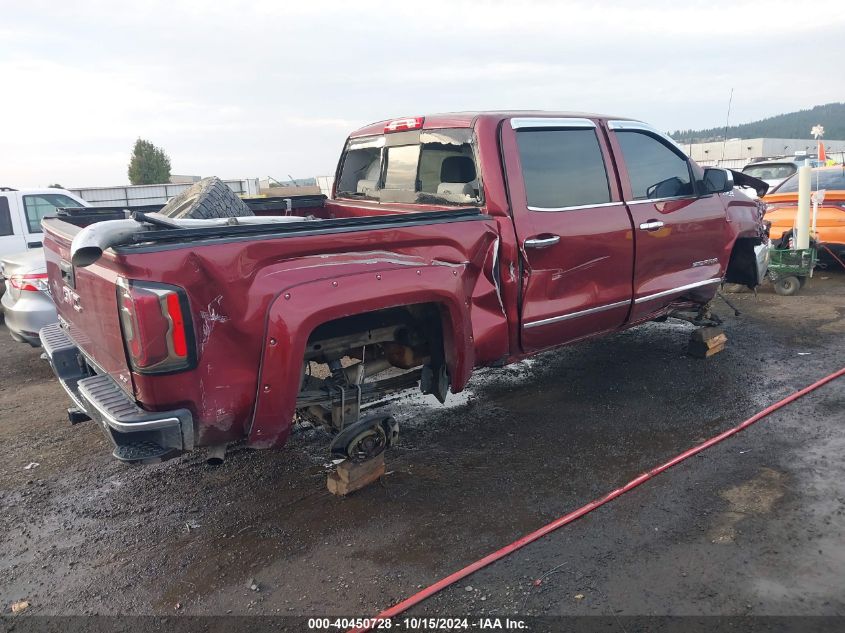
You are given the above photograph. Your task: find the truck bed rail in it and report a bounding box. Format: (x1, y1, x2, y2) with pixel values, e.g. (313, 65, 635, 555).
(118, 208, 486, 249)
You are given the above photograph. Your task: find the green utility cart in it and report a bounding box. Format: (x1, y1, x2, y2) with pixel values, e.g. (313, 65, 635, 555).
(768, 247, 817, 296)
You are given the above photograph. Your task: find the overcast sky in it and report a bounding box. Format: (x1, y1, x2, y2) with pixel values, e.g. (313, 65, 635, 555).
(2, 0, 843, 188)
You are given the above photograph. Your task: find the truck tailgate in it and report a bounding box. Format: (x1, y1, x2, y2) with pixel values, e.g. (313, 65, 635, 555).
(42, 226, 134, 393)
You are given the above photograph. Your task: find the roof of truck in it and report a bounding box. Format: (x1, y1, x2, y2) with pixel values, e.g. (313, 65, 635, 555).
(0, 187, 88, 199)
(348, 111, 634, 137)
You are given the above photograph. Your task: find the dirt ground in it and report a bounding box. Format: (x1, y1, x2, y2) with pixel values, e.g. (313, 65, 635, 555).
(1, 271, 843, 626)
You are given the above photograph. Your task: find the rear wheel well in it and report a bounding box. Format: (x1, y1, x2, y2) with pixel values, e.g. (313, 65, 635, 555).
(299, 303, 449, 429)
(725, 237, 764, 287)
(305, 303, 444, 367)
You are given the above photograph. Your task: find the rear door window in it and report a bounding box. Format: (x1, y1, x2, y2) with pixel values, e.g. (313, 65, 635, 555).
(515, 128, 611, 209)
(615, 131, 693, 200)
(22, 194, 85, 233)
(0, 197, 13, 236)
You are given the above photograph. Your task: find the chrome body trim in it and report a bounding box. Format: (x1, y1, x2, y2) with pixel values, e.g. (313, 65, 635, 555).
(523, 277, 723, 329)
(524, 300, 630, 329)
(692, 257, 719, 268)
(607, 120, 687, 153)
(634, 278, 722, 304)
(511, 117, 596, 130)
(524, 235, 560, 249)
(87, 397, 182, 432)
(626, 195, 696, 206)
(607, 120, 656, 132)
(527, 201, 620, 212)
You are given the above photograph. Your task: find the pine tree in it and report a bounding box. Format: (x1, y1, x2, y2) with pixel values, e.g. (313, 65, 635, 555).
(128, 138, 172, 185)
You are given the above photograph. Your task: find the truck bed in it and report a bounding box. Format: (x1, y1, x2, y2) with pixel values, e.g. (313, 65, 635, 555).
(40, 202, 503, 457)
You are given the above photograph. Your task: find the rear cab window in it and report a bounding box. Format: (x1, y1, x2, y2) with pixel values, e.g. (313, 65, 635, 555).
(336, 127, 481, 206)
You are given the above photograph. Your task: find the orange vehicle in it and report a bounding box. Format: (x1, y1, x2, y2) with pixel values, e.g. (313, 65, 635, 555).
(764, 166, 845, 262)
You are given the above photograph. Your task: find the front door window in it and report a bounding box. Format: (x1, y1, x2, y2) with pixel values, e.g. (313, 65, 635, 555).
(615, 131, 693, 201)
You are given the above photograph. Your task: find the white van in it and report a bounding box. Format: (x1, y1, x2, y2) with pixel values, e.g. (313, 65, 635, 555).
(0, 187, 89, 257)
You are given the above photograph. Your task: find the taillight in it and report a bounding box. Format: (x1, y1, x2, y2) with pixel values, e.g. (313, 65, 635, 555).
(116, 278, 195, 374)
(9, 273, 49, 293)
(384, 116, 424, 133)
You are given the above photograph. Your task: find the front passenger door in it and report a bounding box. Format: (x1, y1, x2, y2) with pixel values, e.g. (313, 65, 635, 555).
(607, 122, 729, 323)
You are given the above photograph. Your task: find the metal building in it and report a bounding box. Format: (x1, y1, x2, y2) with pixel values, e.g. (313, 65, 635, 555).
(70, 178, 260, 207)
(684, 138, 845, 168)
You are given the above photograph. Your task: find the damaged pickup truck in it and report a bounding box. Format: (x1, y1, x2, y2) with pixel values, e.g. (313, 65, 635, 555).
(40, 112, 769, 464)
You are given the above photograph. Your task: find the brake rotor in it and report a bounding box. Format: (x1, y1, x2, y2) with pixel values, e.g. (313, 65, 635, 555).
(344, 426, 387, 462)
(329, 415, 397, 461)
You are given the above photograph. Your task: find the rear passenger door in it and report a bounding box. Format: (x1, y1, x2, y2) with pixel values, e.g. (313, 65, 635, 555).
(501, 117, 635, 352)
(0, 194, 28, 256)
(607, 121, 728, 323)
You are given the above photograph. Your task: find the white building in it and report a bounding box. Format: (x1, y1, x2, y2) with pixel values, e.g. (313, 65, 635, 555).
(683, 138, 845, 168)
(70, 178, 260, 207)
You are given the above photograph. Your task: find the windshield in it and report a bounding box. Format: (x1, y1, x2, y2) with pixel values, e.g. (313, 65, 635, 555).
(742, 163, 796, 181)
(774, 168, 845, 194)
(336, 128, 481, 206)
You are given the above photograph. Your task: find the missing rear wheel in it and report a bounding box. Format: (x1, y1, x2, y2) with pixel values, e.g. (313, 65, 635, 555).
(329, 415, 398, 461)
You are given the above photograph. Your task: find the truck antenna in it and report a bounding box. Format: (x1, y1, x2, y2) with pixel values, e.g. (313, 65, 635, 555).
(720, 88, 734, 163)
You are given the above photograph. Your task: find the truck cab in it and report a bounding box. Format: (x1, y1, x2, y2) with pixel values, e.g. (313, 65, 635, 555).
(37, 111, 769, 464)
(0, 187, 88, 257)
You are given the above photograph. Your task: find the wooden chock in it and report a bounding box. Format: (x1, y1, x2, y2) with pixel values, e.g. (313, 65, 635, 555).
(688, 326, 728, 358)
(327, 453, 385, 496)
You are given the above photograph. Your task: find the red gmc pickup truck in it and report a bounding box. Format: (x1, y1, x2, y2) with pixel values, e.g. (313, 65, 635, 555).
(40, 112, 769, 464)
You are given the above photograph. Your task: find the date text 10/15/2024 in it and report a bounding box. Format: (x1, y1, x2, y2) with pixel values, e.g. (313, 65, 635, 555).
(307, 617, 528, 630)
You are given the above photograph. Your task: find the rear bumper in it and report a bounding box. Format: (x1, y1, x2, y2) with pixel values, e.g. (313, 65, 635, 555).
(39, 322, 194, 463)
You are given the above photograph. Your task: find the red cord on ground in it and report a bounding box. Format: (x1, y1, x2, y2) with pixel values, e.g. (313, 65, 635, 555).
(819, 244, 845, 270)
(349, 366, 845, 633)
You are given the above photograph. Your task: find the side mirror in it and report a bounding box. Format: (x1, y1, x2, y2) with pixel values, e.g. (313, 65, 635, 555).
(702, 167, 734, 194)
(730, 170, 770, 198)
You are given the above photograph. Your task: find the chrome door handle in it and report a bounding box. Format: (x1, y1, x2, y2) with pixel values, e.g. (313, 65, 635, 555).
(639, 220, 665, 231)
(524, 235, 560, 249)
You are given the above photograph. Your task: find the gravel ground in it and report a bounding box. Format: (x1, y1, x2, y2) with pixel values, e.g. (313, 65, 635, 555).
(0, 272, 843, 625)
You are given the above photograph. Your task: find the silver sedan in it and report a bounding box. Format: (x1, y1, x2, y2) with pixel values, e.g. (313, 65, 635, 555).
(1, 249, 57, 346)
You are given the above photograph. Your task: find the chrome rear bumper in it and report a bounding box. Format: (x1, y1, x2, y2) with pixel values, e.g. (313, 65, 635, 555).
(39, 323, 193, 463)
